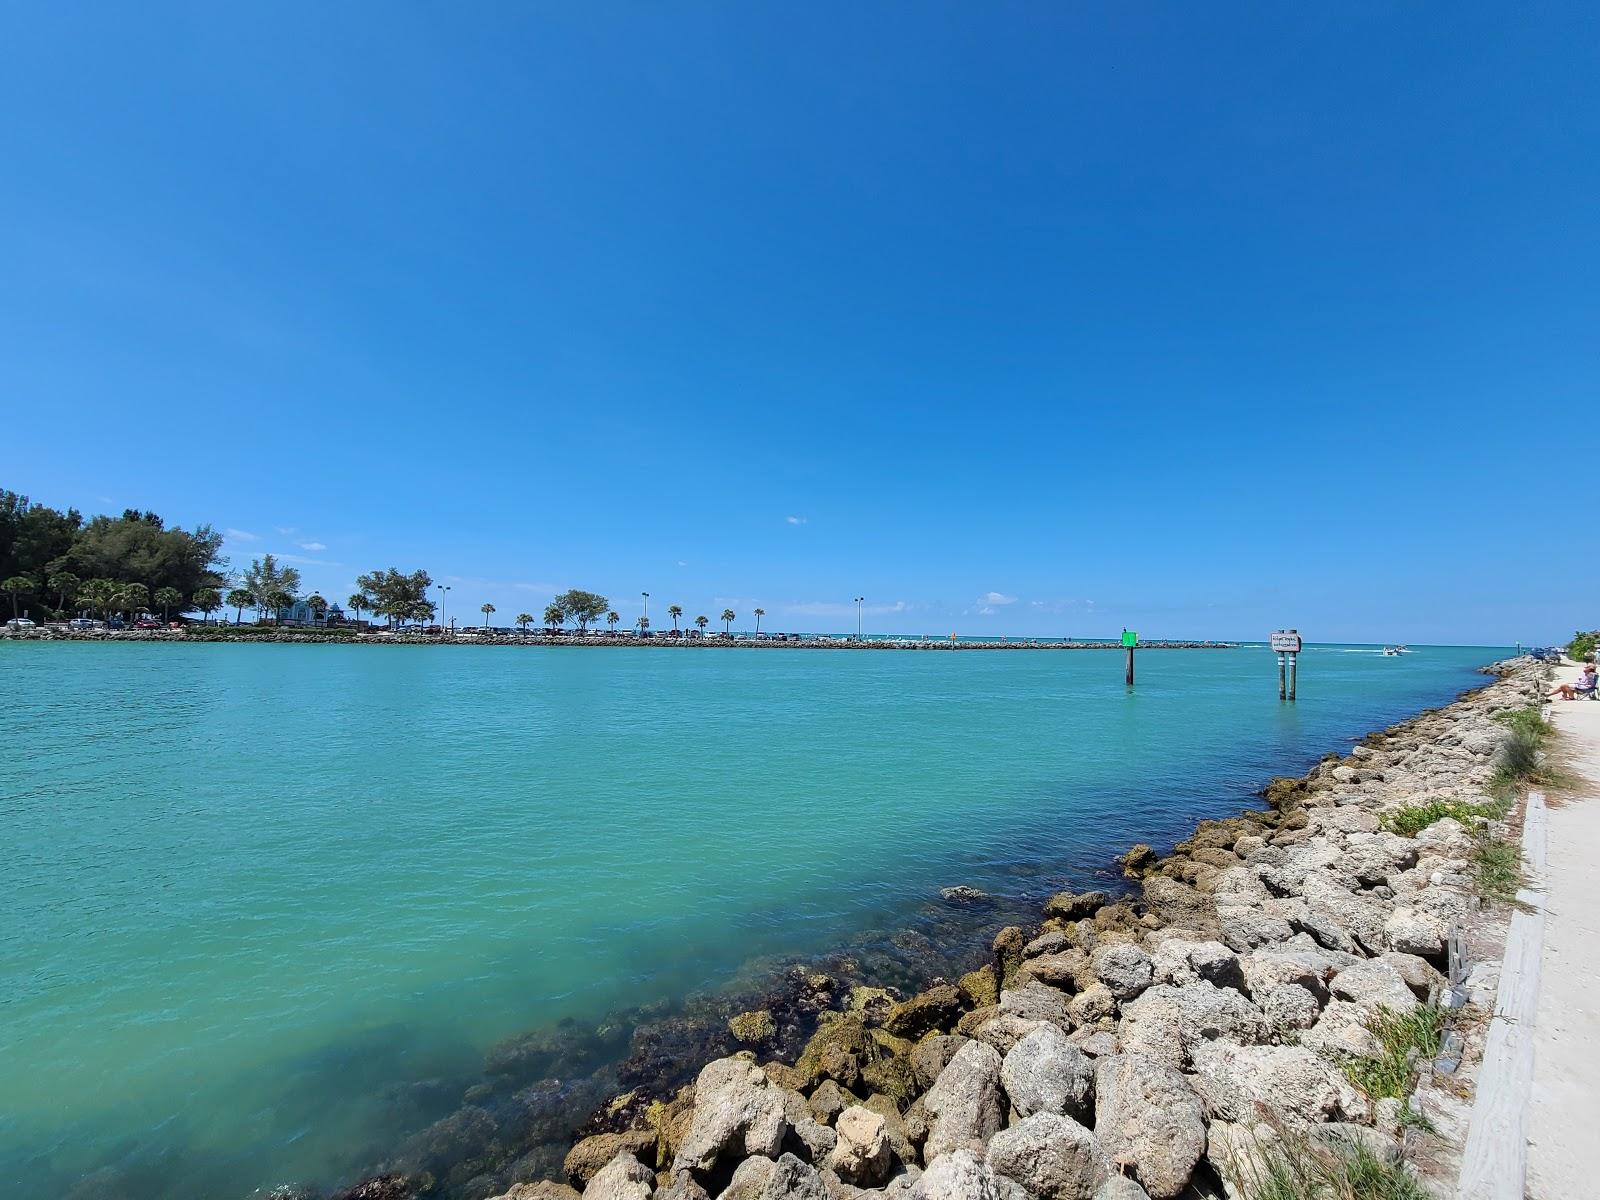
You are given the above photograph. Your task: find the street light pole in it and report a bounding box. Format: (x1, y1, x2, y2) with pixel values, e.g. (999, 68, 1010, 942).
(642, 591, 649, 634)
(855, 596, 864, 640)
(438, 585, 451, 634)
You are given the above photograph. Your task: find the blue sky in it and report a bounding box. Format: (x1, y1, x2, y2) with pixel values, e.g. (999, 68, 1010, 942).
(2, 4, 1595, 642)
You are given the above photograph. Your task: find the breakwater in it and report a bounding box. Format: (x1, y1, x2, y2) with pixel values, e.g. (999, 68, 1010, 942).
(1, 627, 1229, 650)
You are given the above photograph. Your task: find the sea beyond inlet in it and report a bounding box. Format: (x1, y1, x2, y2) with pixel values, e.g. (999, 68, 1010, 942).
(0, 640, 1504, 1199)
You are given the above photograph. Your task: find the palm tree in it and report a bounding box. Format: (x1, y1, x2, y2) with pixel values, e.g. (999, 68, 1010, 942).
(480, 602, 496, 628)
(721, 608, 736, 634)
(49, 570, 81, 614)
(754, 607, 765, 636)
(154, 587, 184, 621)
(2, 575, 35, 619)
(227, 587, 254, 625)
(265, 589, 293, 626)
(606, 610, 619, 632)
(668, 604, 682, 631)
(544, 602, 566, 632)
(305, 594, 327, 625)
(516, 612, 533, 632)
(117, 582, 150, 624)
(193, 587, 221, 624)
(638, 614, 651, 634)
(347, 593, 370, 625)
(695, 614, 709, 635)
(81, 579, 118, 622)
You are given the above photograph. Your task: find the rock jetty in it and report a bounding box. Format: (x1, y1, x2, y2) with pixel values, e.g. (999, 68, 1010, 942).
(418, 657, 1538, 1200)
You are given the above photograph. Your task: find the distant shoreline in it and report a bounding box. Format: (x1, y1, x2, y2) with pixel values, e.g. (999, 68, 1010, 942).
(1, 627, 1235, 651)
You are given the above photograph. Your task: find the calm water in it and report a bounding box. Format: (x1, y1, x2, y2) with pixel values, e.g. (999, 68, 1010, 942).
(0, 641, 1501, 1198)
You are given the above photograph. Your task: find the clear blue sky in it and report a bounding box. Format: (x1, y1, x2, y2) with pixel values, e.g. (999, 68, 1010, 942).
(2, 4, 1594, 643)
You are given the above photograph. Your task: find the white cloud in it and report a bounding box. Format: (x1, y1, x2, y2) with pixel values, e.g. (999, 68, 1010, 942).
(224, 528, 261, 542)
(785, 515, 807, 525)
(298, 541, 327, 552)
(677, 560, 688, 567)
(979, 591, 1017, 606)
(275, 552, 343, 567)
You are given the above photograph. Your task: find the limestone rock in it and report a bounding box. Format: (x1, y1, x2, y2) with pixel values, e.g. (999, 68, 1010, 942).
(1384, 906, 1447, 957)
(673, 1057, 789, 1175)
(1092, 1180, 1150, 1200)
(987, 1112, 1105, 1200)
(809, 1080, 860, 1126)
(911, 1035, 970, 1090)
(827, 1106, 893, 1186)
(1000, 1023, 1093, 1122)
(1068, 983, 1116, 1027)
(581, 1153, 654, 1200)
(885, 985, 967, 1041)
(1329, 960, 1419, 1014)
(1015, 950, 1094, 992)
(911, 1150, 1002, 1200)
(1092, 1055, 1205, 1199)
(718, 1152, 829, 1200)
(1044, 890, 1111, 921)
(728, 1011, 778, 1047)
(565, 1131, 658, 1185)
(998, 982, 1073, 1028)
(922, 1040, 1005, 1161)
(1188, 1042, 1363, 1126)
(1091, 943, 1154, 1001)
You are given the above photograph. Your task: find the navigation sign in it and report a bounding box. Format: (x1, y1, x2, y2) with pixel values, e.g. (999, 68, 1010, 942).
(1122, 630, 1138, 648)
(1269, 630, 1302, 653)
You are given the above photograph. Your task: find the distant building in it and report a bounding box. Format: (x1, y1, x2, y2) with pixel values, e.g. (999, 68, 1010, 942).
(280, 601, 344, 627)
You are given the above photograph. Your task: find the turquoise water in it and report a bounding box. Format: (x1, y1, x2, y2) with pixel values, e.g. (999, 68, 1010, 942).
(1, 641, 1501, 1198)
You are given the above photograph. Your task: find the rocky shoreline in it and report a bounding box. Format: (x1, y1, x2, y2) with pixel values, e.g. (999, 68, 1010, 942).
(3, 628, 1230, 651)
(290, 657, 1544, 1200)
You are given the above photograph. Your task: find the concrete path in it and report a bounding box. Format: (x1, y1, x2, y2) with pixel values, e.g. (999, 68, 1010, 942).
(1526, 664, 1600, 1200)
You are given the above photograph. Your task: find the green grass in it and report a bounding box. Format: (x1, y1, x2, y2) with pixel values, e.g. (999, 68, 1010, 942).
(1380, 798, 1507, 837)
(1470, 834, 1527, 907)
(1231, 1126, 1431, 1200)
(1340, 1005, 1446, 1101)
(1492, 704, 1554, 739)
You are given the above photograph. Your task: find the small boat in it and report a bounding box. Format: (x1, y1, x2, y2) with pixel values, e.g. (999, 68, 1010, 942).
(1382, 646, 1401, 657)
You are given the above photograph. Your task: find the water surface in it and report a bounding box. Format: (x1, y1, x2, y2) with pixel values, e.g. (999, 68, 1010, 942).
(0, 641, 1500, 1197)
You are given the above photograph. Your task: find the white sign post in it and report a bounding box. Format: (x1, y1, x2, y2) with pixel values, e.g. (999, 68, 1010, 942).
(1271, 629, 1302, 701)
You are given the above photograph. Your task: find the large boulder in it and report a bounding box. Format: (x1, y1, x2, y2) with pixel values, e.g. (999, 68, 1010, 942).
(987, 1112, 1105, 1200)
(922, 1040, 1005, 1161)
(581, 1153, 654, 1200)
(565, 1131, 658, 1185)
(495, 1184, 582, 1200)
(1139, 876, 1217, 934)
(912, 1035, 970, 1090)
(672, 1058, 789, 1175)
(885, 985, 967, 1040)
(795, 1015, 875, 1091)
(1329, 960, 1419, 1014)
(1016, 949, 1095, 992)
(717, 1152, 829, 1200)
(1215, 906, 1294, 953)
(1188, 1042, 1365, 1126)
(1000, 1024, 1093, 1122)
(1384, 906, 1448, 958)
(1091, 944, 1154, 1001)
(1092, 1055, 1206, 1199)
(1116, 983, 1268, 1070)
(826, 1106, 893, 1186)
(998, 982, 1073, 1028)
(911, 1150, 1002, 1200)
(1044, 890, 1111, 921)
(1092, 1180, 1150, 1200)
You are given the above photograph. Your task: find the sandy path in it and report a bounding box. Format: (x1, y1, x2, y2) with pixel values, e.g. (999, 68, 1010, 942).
(1526, 664, 1600, 1200)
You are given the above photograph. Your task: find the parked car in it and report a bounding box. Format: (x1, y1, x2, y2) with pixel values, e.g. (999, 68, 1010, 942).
(6, 618, 37, 631)
(67, 618, 102, 631)
(135, 618, 163, 630)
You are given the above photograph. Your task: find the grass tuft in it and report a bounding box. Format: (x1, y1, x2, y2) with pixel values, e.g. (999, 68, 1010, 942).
(1380, 798, 1507, 838)
(1229, 1124, 1431, 1200)
(1470, 834, 1527, 907)
(1340, 1005, 1446, 1100)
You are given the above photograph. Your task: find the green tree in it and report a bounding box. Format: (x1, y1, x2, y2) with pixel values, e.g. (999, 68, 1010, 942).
(347, 593, 371, 624)
(1567, 631, 1599, 662)
(305, 594, 327, 625)
(356, 567, 434, 626)
(553, 589, 609, 632)
(153, 586, 184, 620)
(243, 556, 301, 619)
(81, 579, 118, 622)
(227, 587, 254, 625)
(694, 614, 708, 634)
(117, 582, 150, 623)
(49, 570, 81, 614)
(516, 612, 533, 631)
(265, 589, 294, 626)
(2, 574, 35, 618)
(481, 602, 496, 628)
(667, 604, 682, 630)
(606, 610, 619, 631)
(754, 607, 765, 636)
(721, 608, 736, 634)
(543, 601, 566, 630)
(193, 587, 221, 624)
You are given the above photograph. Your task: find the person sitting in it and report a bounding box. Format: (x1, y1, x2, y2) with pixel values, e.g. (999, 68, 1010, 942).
(1549, 664, 1598, 700)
